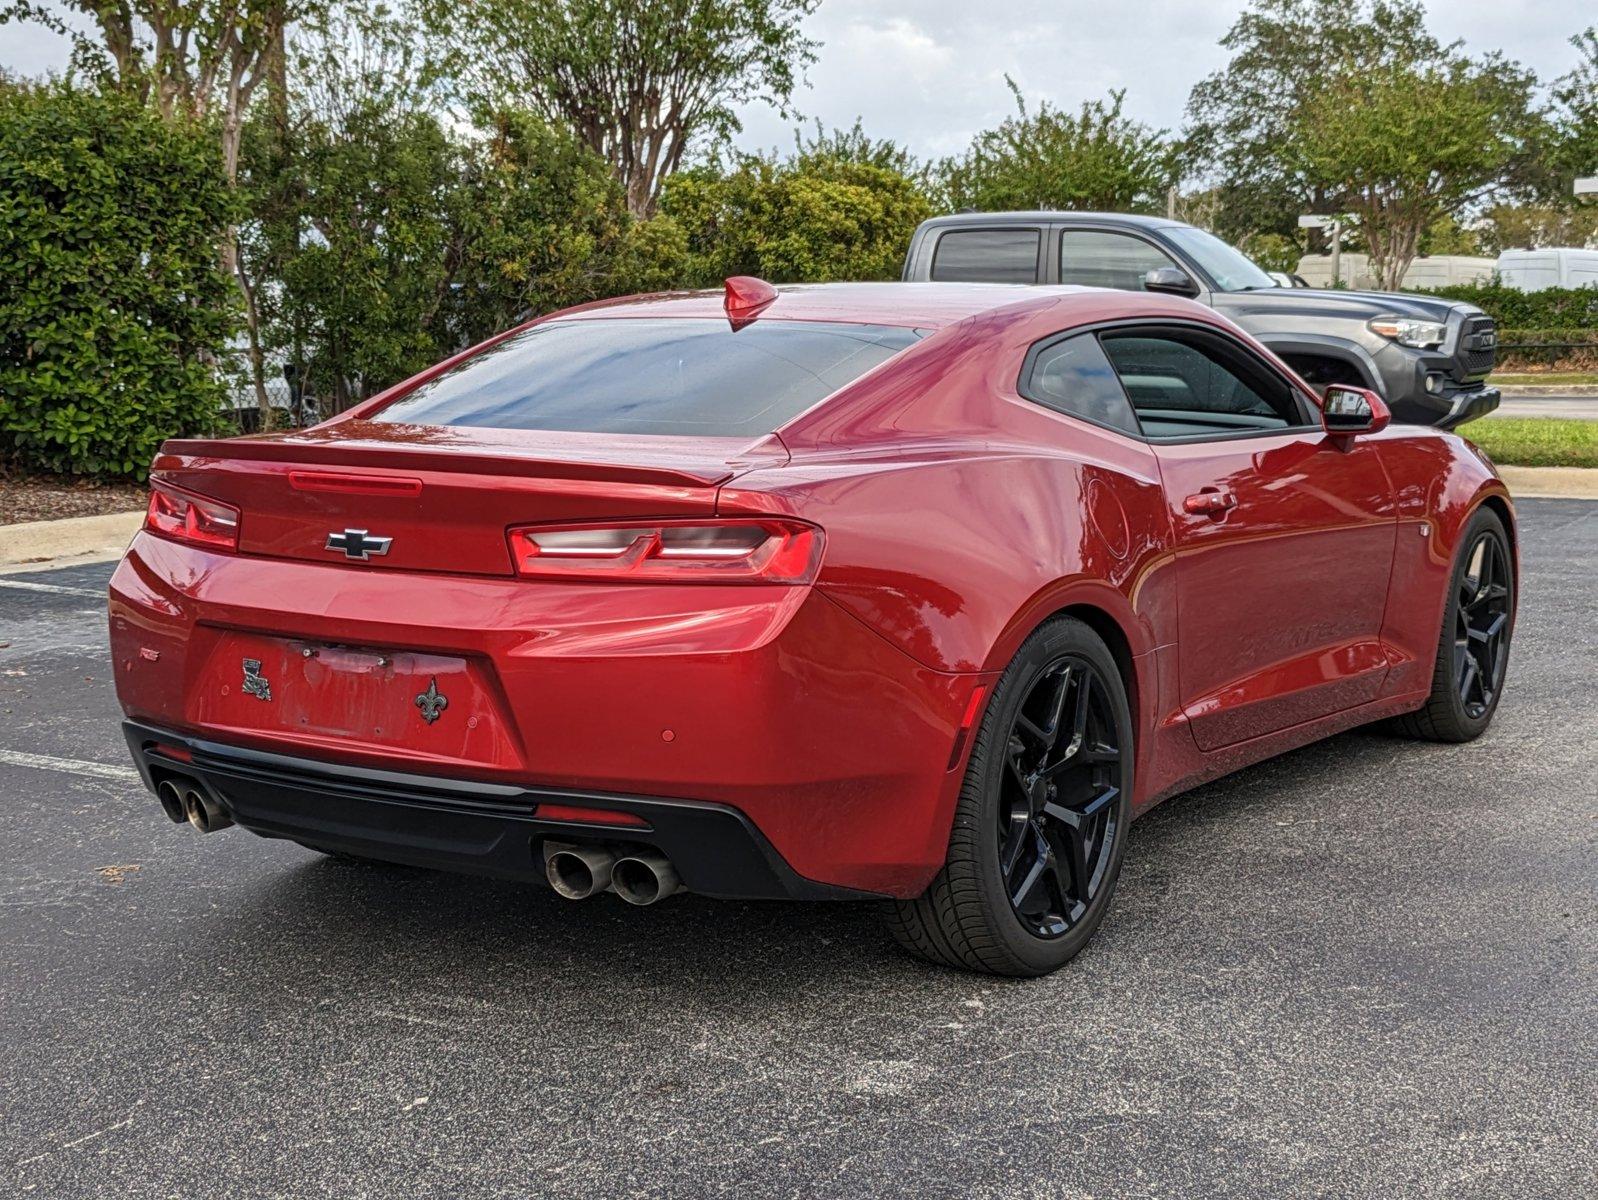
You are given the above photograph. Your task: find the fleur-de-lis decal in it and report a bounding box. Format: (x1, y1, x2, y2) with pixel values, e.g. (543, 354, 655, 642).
(414, 677, 448, 725)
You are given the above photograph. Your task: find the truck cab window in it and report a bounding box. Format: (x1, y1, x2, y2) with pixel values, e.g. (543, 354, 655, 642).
(931, 229, 1040, 284)
(1059, 231, 1179, 291)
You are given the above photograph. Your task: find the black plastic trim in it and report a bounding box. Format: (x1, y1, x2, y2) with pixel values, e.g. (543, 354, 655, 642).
(122, 722, 878, 901)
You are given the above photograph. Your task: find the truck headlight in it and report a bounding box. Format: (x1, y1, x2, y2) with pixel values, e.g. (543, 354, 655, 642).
(1368, 316, 1448, 349)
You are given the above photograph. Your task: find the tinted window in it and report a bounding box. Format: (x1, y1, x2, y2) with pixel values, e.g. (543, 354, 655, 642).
(1059, 231, 1177, 290)
(375, 319, 919, 436)
(931, 229, 1040, 284)
(1099, 332, 1303, 437)
(1023, 334, 1141, 435)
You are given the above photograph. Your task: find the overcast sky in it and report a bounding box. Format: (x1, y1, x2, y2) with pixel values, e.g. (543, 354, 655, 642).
(1, 1, 1590, 160)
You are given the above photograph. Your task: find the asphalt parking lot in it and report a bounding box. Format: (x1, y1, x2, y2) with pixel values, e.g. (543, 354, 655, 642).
(1, 499, 1594, 1199)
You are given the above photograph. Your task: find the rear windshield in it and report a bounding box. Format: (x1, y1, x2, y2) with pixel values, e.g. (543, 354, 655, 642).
(374, 318, 920, 436)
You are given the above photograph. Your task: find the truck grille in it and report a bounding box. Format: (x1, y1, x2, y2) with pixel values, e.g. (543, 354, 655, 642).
(1457, 316, 1497, 379)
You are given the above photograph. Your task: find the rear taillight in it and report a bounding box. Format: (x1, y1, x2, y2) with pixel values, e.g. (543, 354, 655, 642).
(507, 519, 821, 584)
(144, 482, 240, 551)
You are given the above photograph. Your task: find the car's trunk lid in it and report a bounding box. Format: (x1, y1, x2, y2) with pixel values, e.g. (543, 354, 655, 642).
(152, 423, 787, 576)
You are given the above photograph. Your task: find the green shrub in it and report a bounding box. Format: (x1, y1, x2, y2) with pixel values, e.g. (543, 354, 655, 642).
(662, 133, 933, 286)
(1420, 283, 1598, 330)
(0, 82, 236, 477)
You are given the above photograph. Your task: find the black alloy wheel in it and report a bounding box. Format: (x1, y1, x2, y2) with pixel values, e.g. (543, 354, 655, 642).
(999, 657, 1124, 939)
(1454, 530, 1511, 720)
(887, 617, 1133, 976)
(1388, 506, 1514, 743)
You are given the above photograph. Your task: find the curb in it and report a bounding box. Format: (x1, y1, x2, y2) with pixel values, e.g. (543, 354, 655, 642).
(0, 511, 143, 569)
(1495, 384, 1598, 397)
(1497, 465, 1598, 500)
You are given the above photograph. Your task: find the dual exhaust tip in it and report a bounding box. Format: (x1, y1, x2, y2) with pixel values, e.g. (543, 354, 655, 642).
(155, 778, 232, 834)
(544, 842, 682, 906)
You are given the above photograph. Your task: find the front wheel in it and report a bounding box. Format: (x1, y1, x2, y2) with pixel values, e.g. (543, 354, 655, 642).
(886, 617, 1133, 977)
(1388, 506, 1514, 742)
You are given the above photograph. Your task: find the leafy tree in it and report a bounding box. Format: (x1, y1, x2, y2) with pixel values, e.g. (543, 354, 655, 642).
(1551, 27, 1597, 199)
(0, 81, 234, 476)
(419, 0, 819, 218)
(1186, 0, 1450, 243)
(449, 111, 676, 344)
(239, 9, 672, 409)
(1, 0, 321, 420)
(1296, 57, 1539, 289)
(938, 83, 1175, 215)
(662, 126, 932, 284)
(1477, 202, 1598, 252)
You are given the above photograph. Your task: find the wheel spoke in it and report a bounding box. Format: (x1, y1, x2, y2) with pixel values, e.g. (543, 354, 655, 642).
(999, 810, 1030, 877)
(1009, 838, 1049, 909)
(1458, 654, 1480, 706)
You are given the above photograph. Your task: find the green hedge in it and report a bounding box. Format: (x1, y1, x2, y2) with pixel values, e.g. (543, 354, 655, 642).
(1420, 283, 1598, 330)
(0, 82, 236, 477)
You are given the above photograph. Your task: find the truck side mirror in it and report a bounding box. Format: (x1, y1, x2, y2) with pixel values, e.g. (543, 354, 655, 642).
(1143, 267, 1200, 298)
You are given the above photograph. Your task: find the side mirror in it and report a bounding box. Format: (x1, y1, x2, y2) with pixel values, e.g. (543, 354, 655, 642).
(1321, 384, 1391, 437)
(1143, 267, 1200, 298)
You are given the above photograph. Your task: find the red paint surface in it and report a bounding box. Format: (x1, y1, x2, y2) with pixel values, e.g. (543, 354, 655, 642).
(111, 283, 1515, 897)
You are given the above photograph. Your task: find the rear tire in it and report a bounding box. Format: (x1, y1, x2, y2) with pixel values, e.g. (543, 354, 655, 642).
(886, 618, 1134, 977)
(1387, 507, 1514, 743)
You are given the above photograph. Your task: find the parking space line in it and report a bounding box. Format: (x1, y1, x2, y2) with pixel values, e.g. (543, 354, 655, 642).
(0, 579, 106, 599)
(0, 749, 138, 781)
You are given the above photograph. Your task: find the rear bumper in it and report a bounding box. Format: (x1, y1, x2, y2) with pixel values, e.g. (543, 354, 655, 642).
(110, 532, 985, 897)
(124, 721, 877, 900)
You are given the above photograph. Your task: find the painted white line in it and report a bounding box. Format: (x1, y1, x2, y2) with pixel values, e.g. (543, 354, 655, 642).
(0, 749, 139, 781)
(0, 579, 105, 599)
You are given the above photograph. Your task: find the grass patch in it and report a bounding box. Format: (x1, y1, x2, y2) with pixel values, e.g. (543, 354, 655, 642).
(1465, 418, 1598, 468)
(1490, 371, 1598, 387)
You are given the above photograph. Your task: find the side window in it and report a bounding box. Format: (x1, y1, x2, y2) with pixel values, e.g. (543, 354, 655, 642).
(1021, 334, 1141, 436)
(1099, 330, 1307, 437)
(931, 229, 1040, 284)
(1059, 231, 1178, 291)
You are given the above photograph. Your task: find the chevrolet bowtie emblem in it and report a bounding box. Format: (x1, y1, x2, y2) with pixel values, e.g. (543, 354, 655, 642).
(325, 529, 393, 561)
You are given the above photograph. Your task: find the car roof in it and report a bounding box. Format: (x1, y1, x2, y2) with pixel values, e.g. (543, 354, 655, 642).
(914, 211, 1186, 232)
(555, 281, 1157, 332)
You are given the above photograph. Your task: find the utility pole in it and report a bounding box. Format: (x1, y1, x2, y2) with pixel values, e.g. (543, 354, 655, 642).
(1298, 214, 1344, 287)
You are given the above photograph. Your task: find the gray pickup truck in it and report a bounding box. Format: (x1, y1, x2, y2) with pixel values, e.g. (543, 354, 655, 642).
(902, 212, 1501, 428)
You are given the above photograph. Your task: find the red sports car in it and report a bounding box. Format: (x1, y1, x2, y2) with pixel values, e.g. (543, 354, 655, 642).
(110, 278, 1517, 976)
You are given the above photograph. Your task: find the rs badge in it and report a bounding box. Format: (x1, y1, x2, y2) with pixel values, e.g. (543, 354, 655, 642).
(241, 658, 273, 702)
(414, 677, 448, 725)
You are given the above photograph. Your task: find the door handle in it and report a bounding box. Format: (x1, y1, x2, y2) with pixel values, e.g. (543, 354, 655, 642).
(1183, 489, 1238, 516)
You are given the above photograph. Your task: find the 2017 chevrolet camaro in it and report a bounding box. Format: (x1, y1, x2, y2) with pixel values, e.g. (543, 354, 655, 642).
(111, 278, 1517, 976)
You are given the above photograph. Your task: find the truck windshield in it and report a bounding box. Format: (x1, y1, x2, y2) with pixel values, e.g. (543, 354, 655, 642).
(1164, 227, 1278, 293)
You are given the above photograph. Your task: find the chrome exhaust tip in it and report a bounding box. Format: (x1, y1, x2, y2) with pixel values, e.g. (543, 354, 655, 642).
(543, 842, 615, 900)
(611, 850, 682, 907)
(155, 779, 188, 824)
(182, 788, 232, 834)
